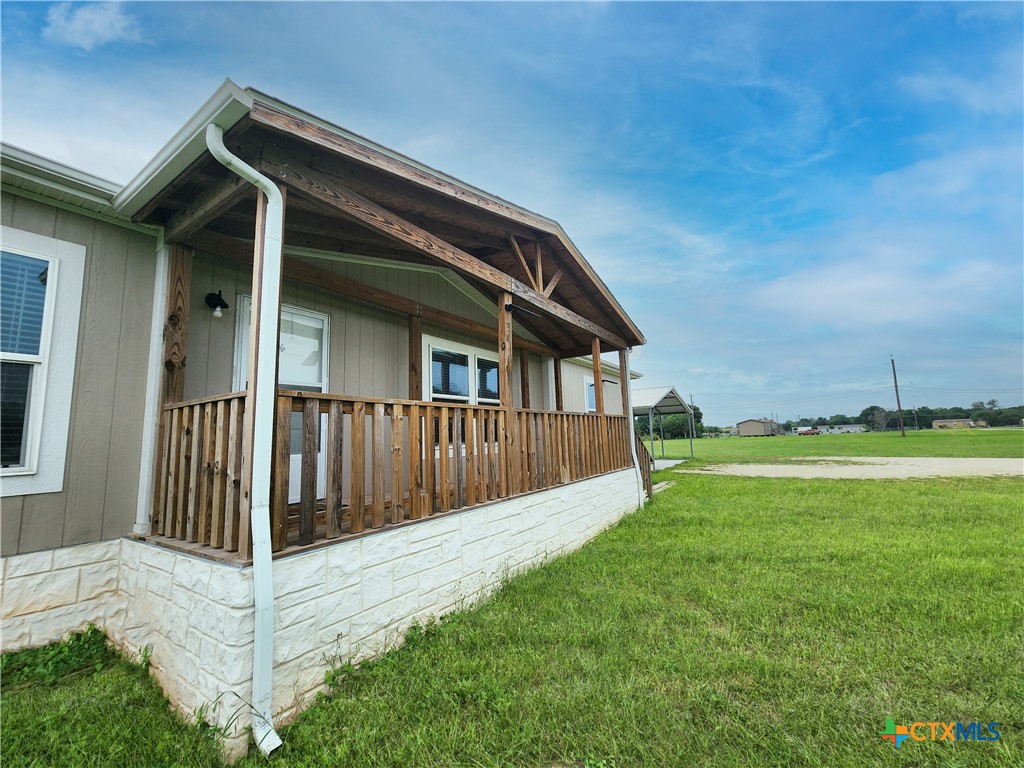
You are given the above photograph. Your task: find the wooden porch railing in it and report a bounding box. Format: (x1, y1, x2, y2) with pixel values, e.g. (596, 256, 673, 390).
(151, 391, 636, 559)
(634, 433, 654, 499)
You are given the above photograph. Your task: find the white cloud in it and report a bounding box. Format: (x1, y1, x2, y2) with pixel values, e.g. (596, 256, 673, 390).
(899, 45, 1023, 116)
(43, 2, 142, 52)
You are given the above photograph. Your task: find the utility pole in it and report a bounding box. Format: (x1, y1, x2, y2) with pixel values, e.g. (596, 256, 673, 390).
(890, 356, 906, 437)
(689, 394, 695, 458)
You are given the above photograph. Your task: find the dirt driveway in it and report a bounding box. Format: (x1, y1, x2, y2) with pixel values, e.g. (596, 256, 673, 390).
(678, 456, 1023, 479)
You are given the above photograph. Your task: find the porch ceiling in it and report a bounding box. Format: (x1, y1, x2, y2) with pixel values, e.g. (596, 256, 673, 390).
(129, 87, 645, 354)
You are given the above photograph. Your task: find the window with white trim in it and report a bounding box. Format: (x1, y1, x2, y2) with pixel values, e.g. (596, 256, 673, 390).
(1, 227, 85, 495)
(424, 335, 500, 406)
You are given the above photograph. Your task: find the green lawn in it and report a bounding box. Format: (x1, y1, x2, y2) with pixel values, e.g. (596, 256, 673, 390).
(233, 474, 1022, 767)
(1, 627, 223, 768)
(648, 428, 1024, 463)
(4, 452, 1021, 767)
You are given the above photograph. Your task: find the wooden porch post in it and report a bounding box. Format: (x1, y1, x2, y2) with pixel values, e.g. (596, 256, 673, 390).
(238, 189, 284, 557)
(498, 293, 515, 496)
(150, 244, 192, 531)
(162, 244, 193, 404)
(591, 337, 605, 415)
(408, 316, 422, 399)
(519, 350, 531, 409)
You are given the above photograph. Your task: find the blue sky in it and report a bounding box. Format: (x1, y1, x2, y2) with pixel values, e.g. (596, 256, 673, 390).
(2, 2, 1021, 426)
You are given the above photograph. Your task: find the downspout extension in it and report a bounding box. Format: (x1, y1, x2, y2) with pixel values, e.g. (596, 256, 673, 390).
(622, 349, 645, 509)
(205, 123, 283, 756)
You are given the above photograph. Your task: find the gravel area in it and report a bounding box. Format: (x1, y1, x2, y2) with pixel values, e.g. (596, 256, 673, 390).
(678, 456, 1024, 479)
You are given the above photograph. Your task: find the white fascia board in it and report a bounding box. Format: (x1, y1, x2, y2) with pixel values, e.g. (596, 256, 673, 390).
(0, 143, 121, 211)
(112, 79, 253, 217)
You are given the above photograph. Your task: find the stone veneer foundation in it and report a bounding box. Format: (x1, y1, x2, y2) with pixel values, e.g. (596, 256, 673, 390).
(1, 469, 640, 760)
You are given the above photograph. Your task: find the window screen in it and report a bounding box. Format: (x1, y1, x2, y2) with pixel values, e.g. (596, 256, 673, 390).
(477, 358, 499, 403)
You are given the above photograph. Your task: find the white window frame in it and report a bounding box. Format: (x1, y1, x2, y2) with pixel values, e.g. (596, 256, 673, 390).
(422, 334, 500, 406)
(1, 226, 85, 496)
(583, 375, 598, 413)
(231, 294, 331, 397)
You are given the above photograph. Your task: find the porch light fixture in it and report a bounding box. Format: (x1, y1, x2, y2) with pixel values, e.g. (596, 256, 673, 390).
(504, 302, 543, 319)
(205, 290, 229, 318)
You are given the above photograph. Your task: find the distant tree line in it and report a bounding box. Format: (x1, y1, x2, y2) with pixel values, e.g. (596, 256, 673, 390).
(632, 399, 1021, 437)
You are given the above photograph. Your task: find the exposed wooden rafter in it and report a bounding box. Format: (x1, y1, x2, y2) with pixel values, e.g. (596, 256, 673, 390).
(508, 235, 538, 291)
(258, 150, 628, 349)
(542, 268, 563, 298)
(164, 173, 254, 244)
(184, 228, 557, 358)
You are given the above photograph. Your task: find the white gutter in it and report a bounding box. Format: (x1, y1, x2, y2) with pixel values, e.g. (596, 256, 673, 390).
(114, 80, 252, 218)
(133, 232, 168, 535)
(622, 349, 645, 509)
(205, 123, 283, 756)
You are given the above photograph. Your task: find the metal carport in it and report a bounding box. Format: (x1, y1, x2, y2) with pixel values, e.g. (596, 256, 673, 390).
(631, 386, 694, 460)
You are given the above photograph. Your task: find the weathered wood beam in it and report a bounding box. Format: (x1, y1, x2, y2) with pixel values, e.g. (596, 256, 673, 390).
(519, 350, 531, 409)
(534, 241, 543, 294)
(164, 174, 253, 244)
(408, 316, 422, 399)
(258, 151, 628, 348)
(189, 228, 557, 358)
(162, 244, 193, 403)
(238, 129, 542, 243)
(250, 101, 558, 233)
(591, 337, 605, 415)
(509, 235, 538, 291)
(498, 293, 514, 412)
(542, 268, 563, 298)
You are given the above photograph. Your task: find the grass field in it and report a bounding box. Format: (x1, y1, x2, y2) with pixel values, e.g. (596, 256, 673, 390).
(3, 433, 1021, 767)
(648, 428, 1024, 463)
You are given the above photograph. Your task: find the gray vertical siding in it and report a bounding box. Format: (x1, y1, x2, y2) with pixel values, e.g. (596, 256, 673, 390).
(1, 193, 157, 555)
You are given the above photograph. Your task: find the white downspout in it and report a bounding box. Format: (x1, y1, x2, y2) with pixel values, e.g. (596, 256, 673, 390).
(134, 232, 168, 535)
(205, 123, 284, 756)
(622, 349, 645, 509)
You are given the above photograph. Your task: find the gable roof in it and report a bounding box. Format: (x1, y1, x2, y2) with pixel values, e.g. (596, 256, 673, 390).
(631, 386, 691, 416)
(113, 79, 644, 352)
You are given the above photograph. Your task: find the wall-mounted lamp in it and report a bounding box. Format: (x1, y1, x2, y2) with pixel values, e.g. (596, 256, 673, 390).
(205, 290, 230, 318)
(504, 303, 543, 319)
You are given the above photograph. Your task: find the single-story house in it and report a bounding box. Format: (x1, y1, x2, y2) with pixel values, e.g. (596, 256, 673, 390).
(737, 418, 780, 437)
(0, 80, 649, 758)
(932, 419, 974, 429)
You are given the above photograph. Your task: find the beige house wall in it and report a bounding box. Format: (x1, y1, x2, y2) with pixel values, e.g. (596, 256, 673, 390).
(1, 193, 157, 556)
(558, 358, 625, 415)
(184, 250, 554, 407)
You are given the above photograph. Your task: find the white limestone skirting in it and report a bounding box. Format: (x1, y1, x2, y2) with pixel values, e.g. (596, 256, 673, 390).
(1, 468, 639, 760)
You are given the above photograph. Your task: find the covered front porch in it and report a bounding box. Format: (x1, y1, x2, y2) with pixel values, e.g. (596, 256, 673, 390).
(125, 82, 648, 562)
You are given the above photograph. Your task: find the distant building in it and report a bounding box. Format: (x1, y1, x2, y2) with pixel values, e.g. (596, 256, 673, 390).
(932, 419, 974, 429)
(821, 424, 867, 434)
(737, 418, 780, 437)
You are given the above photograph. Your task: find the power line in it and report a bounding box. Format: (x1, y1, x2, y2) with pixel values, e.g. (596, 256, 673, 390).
(705, 385, 891, 410)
